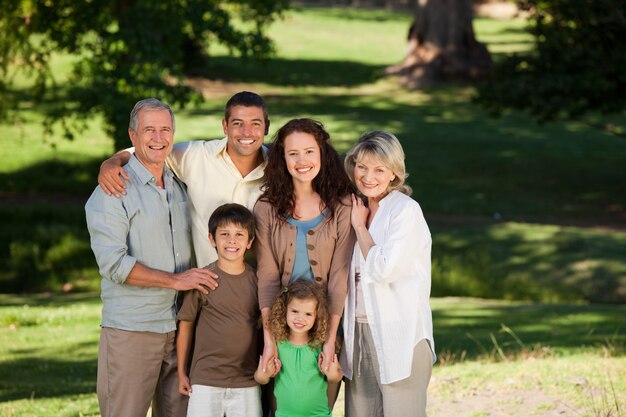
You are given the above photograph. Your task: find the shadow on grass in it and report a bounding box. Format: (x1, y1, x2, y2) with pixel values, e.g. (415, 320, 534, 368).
(0, 356, 96, 402)
(191, 56, 385, 87)
(431, 222, 626, 304)
(0, 156, 102, 195)
(290, 6, 413, 23)
(433, 299, 626, 359)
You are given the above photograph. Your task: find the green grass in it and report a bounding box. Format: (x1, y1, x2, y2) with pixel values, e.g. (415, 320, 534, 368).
(1, 294, 623, 416)
(1, 6, 625, 302)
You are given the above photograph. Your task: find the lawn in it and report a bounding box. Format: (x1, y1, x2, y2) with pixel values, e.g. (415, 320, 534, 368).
(1, 4, 625, 417)
(1, 294, 623, 417)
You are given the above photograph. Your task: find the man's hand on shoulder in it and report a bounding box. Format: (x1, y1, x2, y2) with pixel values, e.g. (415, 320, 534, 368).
(172, 268, 219, 293)
(98, 154, 131, 197)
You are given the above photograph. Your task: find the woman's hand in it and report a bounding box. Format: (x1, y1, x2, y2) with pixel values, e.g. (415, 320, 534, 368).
(319, 338, 336, 373)
(350, 193, 369, 230)
(255, 355, 280, 384)
(260, 340, 279, 377)
(320, 353, 343, 382)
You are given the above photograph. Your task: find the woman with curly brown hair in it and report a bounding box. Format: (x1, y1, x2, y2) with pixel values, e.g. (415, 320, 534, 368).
(253, 118, 355, 382)
(255, 280, 342, 417)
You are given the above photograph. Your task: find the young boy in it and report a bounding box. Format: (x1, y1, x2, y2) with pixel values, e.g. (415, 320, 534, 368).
(177, 203, 261, 417)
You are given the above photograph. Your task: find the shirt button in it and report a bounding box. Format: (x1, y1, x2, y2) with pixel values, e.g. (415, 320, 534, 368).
(176, 253, 179, 257)
(310, 260, 318, 266)
(315, 276, 323, 282)
(306, 244, 314, 250)
(307, 230, 315, 235)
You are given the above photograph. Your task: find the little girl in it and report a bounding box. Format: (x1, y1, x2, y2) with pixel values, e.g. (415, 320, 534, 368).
(255, 279, 343, 417)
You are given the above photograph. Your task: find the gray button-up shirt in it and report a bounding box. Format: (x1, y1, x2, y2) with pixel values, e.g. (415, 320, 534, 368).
(85, 155, 193, 333)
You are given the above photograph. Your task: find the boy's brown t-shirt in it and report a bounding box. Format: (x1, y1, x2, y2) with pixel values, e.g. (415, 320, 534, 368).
(177, 262, 259, 388)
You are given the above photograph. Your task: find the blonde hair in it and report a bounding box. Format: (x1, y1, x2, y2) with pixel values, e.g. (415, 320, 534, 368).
(269, 280, 329, 349)
(344, 131, 412, 196)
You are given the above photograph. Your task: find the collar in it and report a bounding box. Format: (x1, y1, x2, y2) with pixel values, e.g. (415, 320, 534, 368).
(127, 154, 171, 185)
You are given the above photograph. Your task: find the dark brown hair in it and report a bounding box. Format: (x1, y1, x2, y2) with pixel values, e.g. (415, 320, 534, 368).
(259, 118, 354, 220)
(208, 203, 256, 241)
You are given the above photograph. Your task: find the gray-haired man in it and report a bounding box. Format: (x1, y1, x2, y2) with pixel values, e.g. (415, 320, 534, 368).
(86, 98, 215, 417)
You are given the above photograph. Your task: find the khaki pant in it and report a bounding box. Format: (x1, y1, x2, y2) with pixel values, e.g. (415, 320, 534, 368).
(345, 323, 432, 417)
(97, 327, 188, 417)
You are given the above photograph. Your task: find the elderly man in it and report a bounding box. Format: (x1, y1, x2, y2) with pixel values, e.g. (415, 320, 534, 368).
(97, 91, 270, 269)
(86, 98, 216, 417)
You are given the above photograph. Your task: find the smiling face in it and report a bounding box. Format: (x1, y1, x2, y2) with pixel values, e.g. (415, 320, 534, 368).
(353, 153, 396, 200)
(284, 132, 321, 185)
(286, 297, 318, 338)
(222, 105, 266, 159)
(209, 222, 253, 263)
(129, 109, 174, 170)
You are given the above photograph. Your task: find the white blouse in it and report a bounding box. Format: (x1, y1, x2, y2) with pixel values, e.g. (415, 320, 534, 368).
(340, 190, 436, 384)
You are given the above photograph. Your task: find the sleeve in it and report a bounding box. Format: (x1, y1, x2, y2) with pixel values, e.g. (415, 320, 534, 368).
(166, 141, 194, 182)
(326, 200, 356, 316)
(85, 189, 136, 284)
(253, 200, 282, 310)
(363, 200, 431, 285)
(177, 290, 202, 322)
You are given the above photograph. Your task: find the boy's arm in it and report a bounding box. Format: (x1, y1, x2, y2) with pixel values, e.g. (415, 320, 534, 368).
(98, 148, 133, 197)
(177, 320, 195, 396)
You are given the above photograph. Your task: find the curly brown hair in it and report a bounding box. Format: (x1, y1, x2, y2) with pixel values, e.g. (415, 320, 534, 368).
(269, 279, 329, 349)
(259, 118, 354, 221)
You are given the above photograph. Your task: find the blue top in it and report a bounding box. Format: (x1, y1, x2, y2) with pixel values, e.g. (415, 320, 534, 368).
(287, 210, 327, 281)
(85, 155, 193, 333)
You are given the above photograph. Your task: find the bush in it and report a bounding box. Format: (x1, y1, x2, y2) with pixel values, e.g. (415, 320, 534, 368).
(476, 0, 626, 122)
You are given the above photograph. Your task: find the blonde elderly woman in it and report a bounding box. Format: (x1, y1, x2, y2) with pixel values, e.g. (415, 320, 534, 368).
(340, 131, 436, 417)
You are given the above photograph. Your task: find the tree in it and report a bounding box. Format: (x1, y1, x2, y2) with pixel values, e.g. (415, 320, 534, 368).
(387, 0, 493, 87)
(0, 0, 287, 149)
(476, 0, 626, 122)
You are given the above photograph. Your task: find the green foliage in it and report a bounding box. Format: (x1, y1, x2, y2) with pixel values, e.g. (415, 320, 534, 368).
(0, 0, 288, 149)
(0, 208, 97, 293)
(476, 0, 626, 122)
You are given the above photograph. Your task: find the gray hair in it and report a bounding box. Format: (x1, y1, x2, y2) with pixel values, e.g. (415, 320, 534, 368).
(344, 130, 412, 196)
(129, 98, 175, 132)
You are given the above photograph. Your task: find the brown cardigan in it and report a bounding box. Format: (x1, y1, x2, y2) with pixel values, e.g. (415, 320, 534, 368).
(253, 195, 355, 316)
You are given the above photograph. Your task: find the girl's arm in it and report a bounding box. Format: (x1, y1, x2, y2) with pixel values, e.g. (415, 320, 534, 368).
(176, 320, 194, 396)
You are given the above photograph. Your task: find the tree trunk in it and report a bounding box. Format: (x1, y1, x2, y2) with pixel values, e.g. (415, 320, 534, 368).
(387, 0, 493, 88)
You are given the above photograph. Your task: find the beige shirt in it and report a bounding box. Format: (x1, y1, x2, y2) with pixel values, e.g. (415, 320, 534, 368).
(167, 138, 267, 267)
(254, 196, 355, 316)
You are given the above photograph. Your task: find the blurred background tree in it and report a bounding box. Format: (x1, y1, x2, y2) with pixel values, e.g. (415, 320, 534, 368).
(387, 0, 494, 87)
(0, 0, 288, 149)
(476, 0, 626, 123)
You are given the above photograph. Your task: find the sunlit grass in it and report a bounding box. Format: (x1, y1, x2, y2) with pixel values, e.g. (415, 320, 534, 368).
(0, 294, 623, 416)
